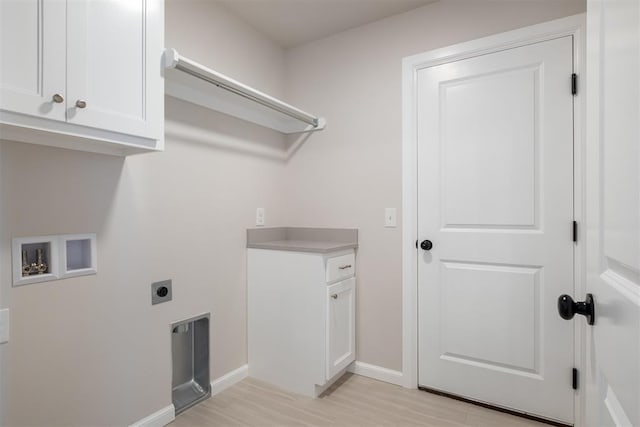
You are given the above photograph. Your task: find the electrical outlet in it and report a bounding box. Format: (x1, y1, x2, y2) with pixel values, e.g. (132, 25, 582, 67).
(256, 208, 265, 226)
(385, 208, 397, 227)
(151, 280, 172, 305)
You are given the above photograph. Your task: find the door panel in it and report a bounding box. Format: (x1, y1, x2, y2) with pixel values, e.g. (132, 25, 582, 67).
(440, 262, 540, 374)
(585, 1, 640, 426)
(0, 0, 66, 121)
(66, 0, 162, 139)
(417, 36, 574, 423)
(442, 67, 538, 228)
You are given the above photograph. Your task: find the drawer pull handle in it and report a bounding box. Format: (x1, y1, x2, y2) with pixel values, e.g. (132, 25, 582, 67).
(52, 93, 64, 103)
(75, 99, 87, 109)
(331, 294, 338, 299)
(338, 264, 352, 270)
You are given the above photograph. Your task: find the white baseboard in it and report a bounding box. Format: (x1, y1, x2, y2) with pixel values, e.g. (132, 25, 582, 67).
(211, 364, 249, 396)
(129, 364, 248, 427)
(129, 404, 175, 427)
(348, 361, 404, 386)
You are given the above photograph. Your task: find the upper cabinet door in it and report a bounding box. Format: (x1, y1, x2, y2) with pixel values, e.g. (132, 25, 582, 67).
(0, 0, 66, 121)
(66, 0, 163, 140)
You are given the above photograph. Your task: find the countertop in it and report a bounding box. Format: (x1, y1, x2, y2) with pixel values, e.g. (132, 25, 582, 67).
(247, 228, 358, 254)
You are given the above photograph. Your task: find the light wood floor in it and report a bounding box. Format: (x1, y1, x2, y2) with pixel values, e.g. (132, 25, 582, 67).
(171, 373, 552, 427)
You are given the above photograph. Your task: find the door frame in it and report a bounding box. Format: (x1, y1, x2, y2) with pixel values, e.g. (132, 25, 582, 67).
(401, 13, 586, 425)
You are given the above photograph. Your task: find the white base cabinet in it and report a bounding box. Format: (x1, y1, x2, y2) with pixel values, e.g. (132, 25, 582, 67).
(248, 248, 356, 397)
(0, 0, 164, 156)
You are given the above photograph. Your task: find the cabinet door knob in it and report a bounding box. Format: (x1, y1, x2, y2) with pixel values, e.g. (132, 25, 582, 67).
(75, 100, 87, 109)
(52, 94, 64, 103)
(331, 294, 338, 299)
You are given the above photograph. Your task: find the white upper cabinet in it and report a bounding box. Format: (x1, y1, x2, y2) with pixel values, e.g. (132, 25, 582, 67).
(0, 0, 164, 156)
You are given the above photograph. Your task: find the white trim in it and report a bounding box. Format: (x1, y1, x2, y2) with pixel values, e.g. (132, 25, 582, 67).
(12, 235, 60, 287)
(59, 233, 98, 279)
(210, 364, 248, 396)
(348, 361, 404, 387)
(130, 364, 248, 427)
(401, 55, 418, 387)
(12, 233, 99, 286)
(129, 404, 175, 427)
(0, 114, 160, 156)
(164, 48, 325, 135)
(401, 12, 586, 424)
(604, 386, 633, 427)
(571, 14, 587, 427)
(316, 366, 350, 396)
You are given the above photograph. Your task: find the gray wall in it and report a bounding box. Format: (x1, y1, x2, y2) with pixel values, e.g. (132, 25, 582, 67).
(0, 1, 289, 425)
(284, 0, 586, 371)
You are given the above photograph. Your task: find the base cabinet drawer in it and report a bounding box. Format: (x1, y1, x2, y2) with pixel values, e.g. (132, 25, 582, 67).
(326, 277, 356, 380)
(326, 253, 355, 283)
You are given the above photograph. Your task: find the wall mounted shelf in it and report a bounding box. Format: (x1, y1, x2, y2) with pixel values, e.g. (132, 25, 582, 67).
(163, 48, 326, 134)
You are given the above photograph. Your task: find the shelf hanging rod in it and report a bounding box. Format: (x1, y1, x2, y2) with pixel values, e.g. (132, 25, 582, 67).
(165, 49, 319, 128)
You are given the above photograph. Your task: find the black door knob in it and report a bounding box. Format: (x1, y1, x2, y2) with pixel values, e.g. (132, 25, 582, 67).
(557, 293, 595, 325)
(420, 240, 433, 251)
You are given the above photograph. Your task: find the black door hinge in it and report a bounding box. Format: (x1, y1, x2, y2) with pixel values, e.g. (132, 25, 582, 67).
(573, 221, 578, 242)
(573, 368, 579, 390)
(571, 73, 577, 95)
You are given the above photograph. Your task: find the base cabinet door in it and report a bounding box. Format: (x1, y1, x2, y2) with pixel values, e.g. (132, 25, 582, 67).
(326, 277, 355, 380)
(0, 0, 66, 121)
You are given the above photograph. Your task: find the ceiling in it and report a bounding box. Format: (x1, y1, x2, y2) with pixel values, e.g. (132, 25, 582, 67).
(216, 0, 437, 49)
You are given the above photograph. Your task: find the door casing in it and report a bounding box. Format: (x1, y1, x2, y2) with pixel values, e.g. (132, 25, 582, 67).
(401, 13, 586, 426)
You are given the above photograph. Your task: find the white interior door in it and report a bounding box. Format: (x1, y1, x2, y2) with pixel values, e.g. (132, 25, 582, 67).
(417, 36, 575, 423)
(584, 1, 640, 426)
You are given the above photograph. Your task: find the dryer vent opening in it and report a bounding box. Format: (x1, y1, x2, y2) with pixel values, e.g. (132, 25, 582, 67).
(171, 313, 210, 414)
